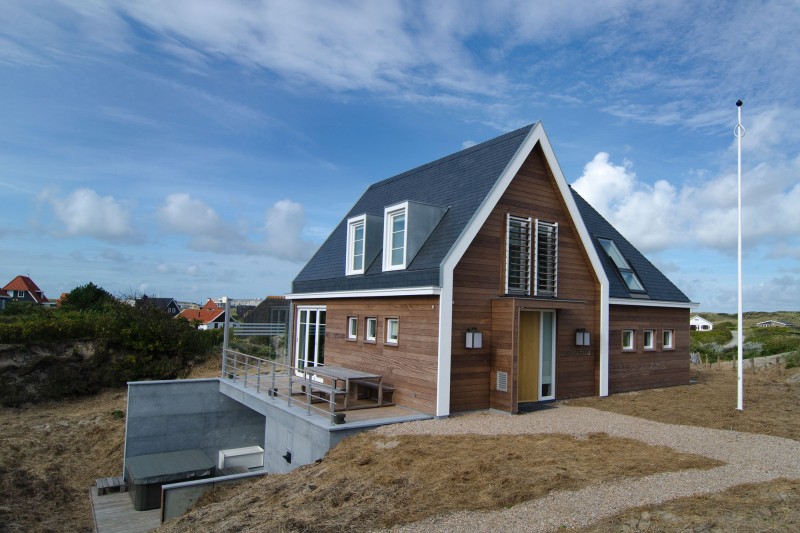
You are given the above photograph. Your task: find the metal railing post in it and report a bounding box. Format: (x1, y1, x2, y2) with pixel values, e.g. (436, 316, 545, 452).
(221, 296, 230, 378)
(256, 358, 261, 394)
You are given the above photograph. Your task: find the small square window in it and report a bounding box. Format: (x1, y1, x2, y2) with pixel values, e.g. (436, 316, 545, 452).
(347, 316, 358, 340)
(622, 329, 635, 351)
(365, 317, 377, 342)
(643, 329, 655, 350)
(663, 329, 675, 350)
(386, 318, 399, 344)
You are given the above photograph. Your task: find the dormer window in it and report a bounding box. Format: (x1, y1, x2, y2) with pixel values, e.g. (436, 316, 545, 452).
(346, 215, 367, 275)
(598, 237, 645, 292)
(383, 203, 408, 271)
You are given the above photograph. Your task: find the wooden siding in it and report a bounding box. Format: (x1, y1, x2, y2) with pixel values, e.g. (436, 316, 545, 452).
(608, 305, 690, 393)
(297, 296, 440, 415)
(452, 143, 601, 413)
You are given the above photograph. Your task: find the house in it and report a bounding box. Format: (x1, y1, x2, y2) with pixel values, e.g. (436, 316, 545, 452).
(690, 315, 714, 331)
(176, 298, 228, 329)
(0, 289, 10, 310)
(135, 295, 181, 317)
(756, 320, 797, 328)
(288, 123, 695, 417)
(243, 296, 290, 326)
(2, 275, 50, 305)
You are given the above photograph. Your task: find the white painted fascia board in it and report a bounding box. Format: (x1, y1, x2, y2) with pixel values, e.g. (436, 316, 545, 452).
(610, 298, 700, 309)
(286, 286, 441, 300)
(436, 123, 546, 416)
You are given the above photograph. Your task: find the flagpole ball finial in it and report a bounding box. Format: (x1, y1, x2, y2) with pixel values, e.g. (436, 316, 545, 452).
(736, 99, 743, 107)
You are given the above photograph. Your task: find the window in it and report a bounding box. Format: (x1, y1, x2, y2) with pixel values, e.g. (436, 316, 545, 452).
(386, 318, 399, 344)
(643, 329, 655, 350)
(271, 308, 288, 324)
(383, 204, 407, 271)
(365, 317, 377, 342)
(622, 329, 635, 351)
(347, 316, 358, 340)
(506, 215, 531, 295)
(663, 329, 674, 349)
(597, 238, 646, 292)
(346, 215, 366, 275)
(535, 220, 558, 296)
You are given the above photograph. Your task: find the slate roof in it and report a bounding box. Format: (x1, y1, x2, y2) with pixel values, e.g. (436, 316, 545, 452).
(293, 125, 534, 293)
(292, 124, 690, 304)
(3, 275, 49, 303)
(571, 189, 691, 303)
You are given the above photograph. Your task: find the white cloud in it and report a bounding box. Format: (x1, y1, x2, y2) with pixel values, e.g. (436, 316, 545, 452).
(572, 126, 800, 257)
(47, 188, 137, 242)
(258, 199, 317, 262)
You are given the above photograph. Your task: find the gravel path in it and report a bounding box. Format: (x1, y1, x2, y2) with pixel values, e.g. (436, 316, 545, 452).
(373, 406, 800, 532)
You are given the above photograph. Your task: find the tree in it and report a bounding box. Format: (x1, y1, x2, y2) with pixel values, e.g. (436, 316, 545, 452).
(60, 282, 115, 312)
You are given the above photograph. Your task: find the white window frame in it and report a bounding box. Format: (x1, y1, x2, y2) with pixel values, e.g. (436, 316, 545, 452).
(622, 329, 635, 351)
(346, 215, 367, 275)
(365, 317, 377, 342)
(505, 214, 532, 295)
(386, 318, 399, 344)
(597, 237, 646, 293)
(663, 329, 675, 350)
(534, 219, 558, 297)
(383, 202, 408, 271)
(347, 316, 358, 340)
(643, 329, 655, 350)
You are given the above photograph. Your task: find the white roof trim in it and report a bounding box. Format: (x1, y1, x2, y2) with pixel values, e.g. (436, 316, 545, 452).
(436, 122, 613, 412)
(610, 298, 699, 309)
(286, 286, 441, 300)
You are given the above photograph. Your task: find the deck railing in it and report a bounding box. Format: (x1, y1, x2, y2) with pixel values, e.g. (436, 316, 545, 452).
(221, 349, 344, 425)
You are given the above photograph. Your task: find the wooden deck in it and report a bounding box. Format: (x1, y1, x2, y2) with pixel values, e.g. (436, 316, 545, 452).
(90, 487, 160, 533)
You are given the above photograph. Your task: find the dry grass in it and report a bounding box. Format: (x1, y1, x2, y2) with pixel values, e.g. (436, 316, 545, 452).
(581, 478, 800, 532)
(0, 362, 797, 533)
(158, 433, 720, 533)
(565, 364, 800, 440)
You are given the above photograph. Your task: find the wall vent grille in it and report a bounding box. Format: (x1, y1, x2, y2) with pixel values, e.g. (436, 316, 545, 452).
(496, 371, 508, 392)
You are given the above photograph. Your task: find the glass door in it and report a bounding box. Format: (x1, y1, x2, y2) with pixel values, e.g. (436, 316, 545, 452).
(295, 307, 326, 374)
(539, 311, 556, 400)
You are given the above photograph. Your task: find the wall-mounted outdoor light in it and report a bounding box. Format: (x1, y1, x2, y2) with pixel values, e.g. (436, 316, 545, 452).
(466, 327, 483, 349)
(575, 329, 591, 346)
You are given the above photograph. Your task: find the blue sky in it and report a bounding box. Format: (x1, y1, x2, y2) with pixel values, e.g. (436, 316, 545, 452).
(1, 1, 798, 312)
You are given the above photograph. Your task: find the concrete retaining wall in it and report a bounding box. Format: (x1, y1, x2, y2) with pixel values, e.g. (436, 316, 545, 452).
(124, 379, 265, 476)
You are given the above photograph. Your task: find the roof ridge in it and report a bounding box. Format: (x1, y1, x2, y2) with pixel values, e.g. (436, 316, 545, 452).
(366, 124, 534, 192)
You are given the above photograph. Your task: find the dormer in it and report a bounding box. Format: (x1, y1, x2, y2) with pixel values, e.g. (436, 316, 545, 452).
(345, 214, 383, 275)
(382, 201, 448, 272)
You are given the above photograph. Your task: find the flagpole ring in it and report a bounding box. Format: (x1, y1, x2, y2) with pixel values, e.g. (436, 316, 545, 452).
(734, 124, 746, 138)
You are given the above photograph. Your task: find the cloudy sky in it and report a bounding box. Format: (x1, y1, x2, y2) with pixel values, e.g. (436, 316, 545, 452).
(1, 0, 798, 312)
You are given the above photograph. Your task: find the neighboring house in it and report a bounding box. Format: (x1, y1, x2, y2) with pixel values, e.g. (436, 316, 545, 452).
(2, 275, 50, 305)
(176, 299, 228, 329)
(135, 295, 181, 317)
(0, 289, 10, 310)
(690, 315, 714, 331)
(288, 123, 695, 417)
(244, 296, 290, 326)
(756, 320, 797, 328)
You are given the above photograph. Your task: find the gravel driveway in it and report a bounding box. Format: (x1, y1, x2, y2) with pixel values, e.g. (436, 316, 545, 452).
(374, 406, 800, 532)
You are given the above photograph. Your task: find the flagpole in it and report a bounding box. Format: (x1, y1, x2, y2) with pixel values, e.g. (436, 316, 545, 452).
(735, 100, 745, 411)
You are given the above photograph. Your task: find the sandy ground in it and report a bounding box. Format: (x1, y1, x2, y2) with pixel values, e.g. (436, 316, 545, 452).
(1, 362, 798, 532)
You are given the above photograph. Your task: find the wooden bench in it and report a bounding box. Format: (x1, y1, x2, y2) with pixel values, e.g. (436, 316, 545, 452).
(95, 475, 127, 496)
(290, 376, 346, 408)
(352, 379, 395, 406)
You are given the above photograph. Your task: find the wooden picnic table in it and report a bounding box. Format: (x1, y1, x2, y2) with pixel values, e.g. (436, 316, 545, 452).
(311, 364, 384, 411)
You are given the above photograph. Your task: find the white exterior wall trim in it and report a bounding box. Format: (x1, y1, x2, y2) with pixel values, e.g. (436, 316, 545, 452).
(286, 286, 441, 300)
(610, 298, 699, 309)
(436, 122, 613, 416)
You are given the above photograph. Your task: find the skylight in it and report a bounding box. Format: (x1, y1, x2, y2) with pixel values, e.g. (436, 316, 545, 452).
(597, 238, 645, 292)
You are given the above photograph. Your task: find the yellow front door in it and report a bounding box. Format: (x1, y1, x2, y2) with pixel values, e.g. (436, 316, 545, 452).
(518, 311, 540, 403)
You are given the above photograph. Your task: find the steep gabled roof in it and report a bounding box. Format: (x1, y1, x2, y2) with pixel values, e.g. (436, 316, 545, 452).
(2, 275, 49, 303)
(0, 289, 10, 299)
(571, 189, 691, 303)
(293, 125, 534, 293)
(176, 299, 225, 324)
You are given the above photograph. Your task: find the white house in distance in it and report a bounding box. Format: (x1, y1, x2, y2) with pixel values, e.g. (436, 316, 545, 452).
(690, 315, 713, 331)
(756, 319, 796, 328)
